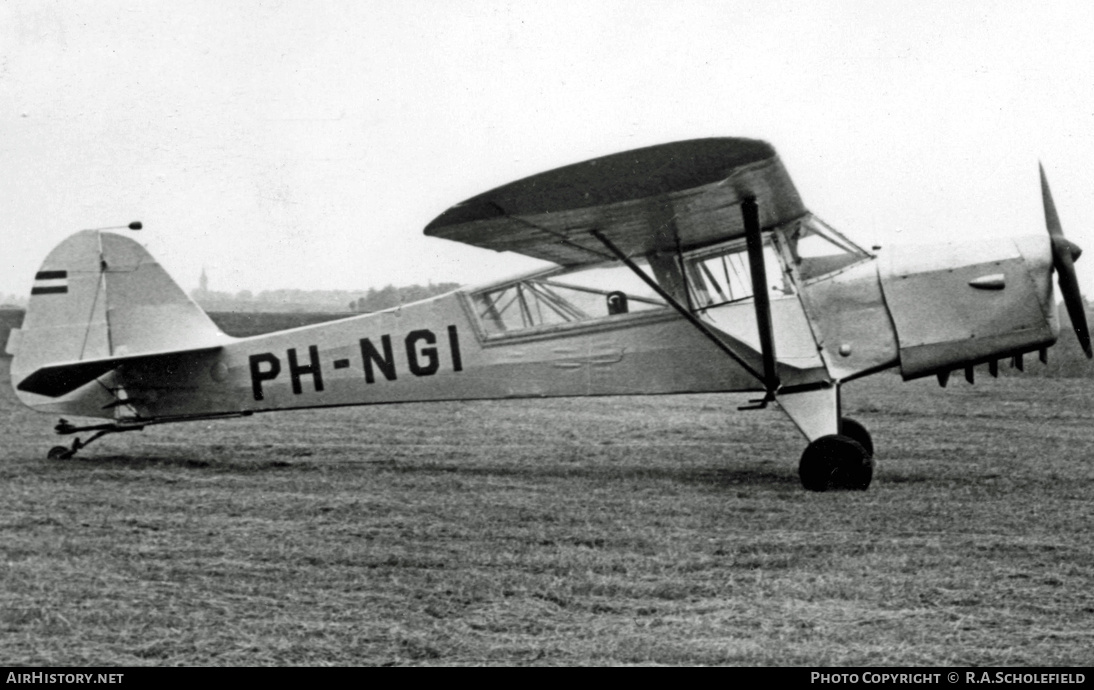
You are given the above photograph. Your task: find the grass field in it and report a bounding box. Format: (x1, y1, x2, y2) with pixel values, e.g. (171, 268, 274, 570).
(1, 359, 1092, 666)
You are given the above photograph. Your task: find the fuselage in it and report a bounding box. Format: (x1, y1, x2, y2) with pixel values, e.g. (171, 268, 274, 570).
(9, 219, 1060, 427)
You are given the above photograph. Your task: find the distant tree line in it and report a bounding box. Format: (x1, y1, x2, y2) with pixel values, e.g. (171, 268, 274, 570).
(0, 294, 27, 309)
(347, 283, 461, 313)
(190, 283, 461, 313)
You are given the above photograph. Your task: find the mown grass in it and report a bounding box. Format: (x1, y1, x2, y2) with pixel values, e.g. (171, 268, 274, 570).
(1, 360, 1092, 666)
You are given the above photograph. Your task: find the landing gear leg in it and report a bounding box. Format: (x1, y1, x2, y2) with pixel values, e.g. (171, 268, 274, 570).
(777, 385, 876, 491)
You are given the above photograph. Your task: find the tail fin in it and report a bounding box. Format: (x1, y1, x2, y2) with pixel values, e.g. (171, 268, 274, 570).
(9, 230, 229, 413)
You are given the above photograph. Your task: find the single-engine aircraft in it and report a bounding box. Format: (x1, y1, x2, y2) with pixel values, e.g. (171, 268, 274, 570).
(7, 138, 1090, 490)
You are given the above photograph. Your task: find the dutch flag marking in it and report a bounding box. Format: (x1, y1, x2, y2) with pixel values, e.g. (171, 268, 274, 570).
(32, 270, 68, 295)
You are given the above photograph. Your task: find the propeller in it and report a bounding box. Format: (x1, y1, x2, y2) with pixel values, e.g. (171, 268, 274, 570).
(1040, 163, 1092, 359)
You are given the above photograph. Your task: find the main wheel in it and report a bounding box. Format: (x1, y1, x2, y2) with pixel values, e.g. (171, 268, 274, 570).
(799, 434, 874, 491)
(839, 417, 874, 458)
(47, 445, 73, 460)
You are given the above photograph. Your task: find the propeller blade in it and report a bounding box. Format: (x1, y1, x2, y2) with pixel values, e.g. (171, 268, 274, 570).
(1040, 164, 1092, 359)
(1054, 244, 1092, 358)
(1040, 163, 1064, 239)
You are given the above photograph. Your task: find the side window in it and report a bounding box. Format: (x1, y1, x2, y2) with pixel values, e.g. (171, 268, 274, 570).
(685, 240, 791, 309)
(471, 264, 667, 336)
(474, 281, 588, 334)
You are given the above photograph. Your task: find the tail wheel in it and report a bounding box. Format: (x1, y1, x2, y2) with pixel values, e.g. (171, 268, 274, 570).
(47, 446, 73, 460)
(799, 434, 873, 492)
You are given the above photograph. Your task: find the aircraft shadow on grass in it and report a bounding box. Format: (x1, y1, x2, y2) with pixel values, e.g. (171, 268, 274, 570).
(381, 459, 798, 488)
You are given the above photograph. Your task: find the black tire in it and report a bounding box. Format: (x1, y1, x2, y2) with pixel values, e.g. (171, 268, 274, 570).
(835, 445, 874, 491)
(47, 446, 73, 460)
(839, 417, 874, 458)
(799, 434, 873, 491)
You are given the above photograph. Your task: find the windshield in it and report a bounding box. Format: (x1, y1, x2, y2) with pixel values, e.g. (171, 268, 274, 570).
(782, 215, 870, 281)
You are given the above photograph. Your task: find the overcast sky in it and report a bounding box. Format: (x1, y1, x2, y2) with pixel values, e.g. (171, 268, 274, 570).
(2, 1, 1092, 299)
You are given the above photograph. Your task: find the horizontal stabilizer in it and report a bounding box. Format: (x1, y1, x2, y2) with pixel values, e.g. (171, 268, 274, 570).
(16, 346, 221, 398)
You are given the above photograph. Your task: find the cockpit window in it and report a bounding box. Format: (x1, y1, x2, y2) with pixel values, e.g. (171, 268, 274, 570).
(783, 216, 870, 281)
(471, 263, 667, 336)
(469, 214, 869, 336)
(684, 238, 792, 309)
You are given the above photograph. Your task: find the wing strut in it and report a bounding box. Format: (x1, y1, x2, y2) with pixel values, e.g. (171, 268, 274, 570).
(588, 228, 767, 385)
(742, 197, 781, 396)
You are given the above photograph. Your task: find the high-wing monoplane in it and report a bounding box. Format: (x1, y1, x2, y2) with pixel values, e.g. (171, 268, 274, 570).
(8, 138, 1089, 490)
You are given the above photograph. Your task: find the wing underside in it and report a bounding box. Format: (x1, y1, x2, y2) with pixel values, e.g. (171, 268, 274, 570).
(424, 138, 806, 266)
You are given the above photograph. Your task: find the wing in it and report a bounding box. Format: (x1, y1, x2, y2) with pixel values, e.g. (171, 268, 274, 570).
(424, 138, 806, 266)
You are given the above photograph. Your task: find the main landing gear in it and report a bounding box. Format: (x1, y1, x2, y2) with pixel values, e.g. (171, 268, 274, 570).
(798, 416, 874, 492)
(45, 419, 144, 460)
